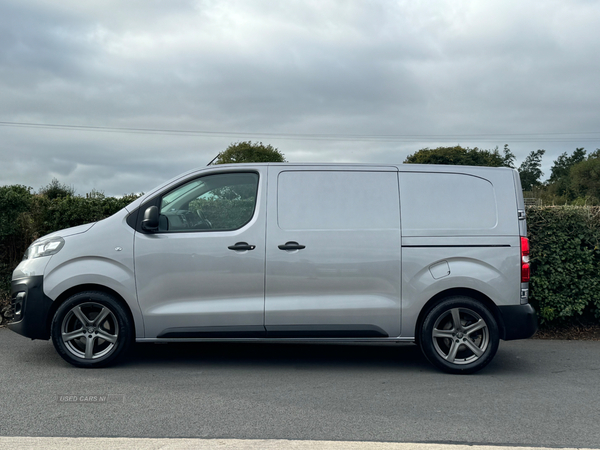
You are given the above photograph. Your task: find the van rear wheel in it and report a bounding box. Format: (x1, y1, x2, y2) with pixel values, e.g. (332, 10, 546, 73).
(420, 297, 499, 374)
(51, 291, 132, 368)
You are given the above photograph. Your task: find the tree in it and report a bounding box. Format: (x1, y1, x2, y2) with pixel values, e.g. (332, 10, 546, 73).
(212, 141, 286, 165)
(0, 185, 32, 238)
(0, 185, 34, 268)
(545, 147, 586, 198)
(519, 149, 546, 191)
(588, 148, 600, 159)
(404, 145, 515, 167)
(501, 144, 516, 169)
(548, 148, 587, 183)
(569, 153, 600, 202)
(39, 178, 75, 199)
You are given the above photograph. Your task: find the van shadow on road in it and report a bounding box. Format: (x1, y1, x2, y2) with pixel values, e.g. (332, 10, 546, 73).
(125, 341, 431, 372)
(123, 340, 535, 375)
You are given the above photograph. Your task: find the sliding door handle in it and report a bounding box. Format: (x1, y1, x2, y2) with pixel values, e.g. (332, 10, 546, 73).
(278, 241, 306, 251)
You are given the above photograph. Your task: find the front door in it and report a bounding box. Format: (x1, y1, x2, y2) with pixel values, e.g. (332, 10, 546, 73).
(264, 167, 402, 338)
(134, 169, 267, 338)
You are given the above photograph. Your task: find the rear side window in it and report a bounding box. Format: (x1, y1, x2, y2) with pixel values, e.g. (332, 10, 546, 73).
(399, 172, 497, 234)
(277, 171, 400, 230)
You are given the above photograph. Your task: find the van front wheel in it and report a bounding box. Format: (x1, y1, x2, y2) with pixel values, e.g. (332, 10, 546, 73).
(51, 291, 132, 368)
(420, 297, 499, 374)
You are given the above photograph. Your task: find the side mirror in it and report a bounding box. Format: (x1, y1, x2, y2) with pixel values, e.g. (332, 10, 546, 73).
(141, 206, 159, 232)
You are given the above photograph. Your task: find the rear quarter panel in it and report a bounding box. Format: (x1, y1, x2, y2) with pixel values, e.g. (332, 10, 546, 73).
(397, 166, 521, 338)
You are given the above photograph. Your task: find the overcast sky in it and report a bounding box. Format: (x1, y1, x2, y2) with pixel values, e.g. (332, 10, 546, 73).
(2, 0, 600, 195)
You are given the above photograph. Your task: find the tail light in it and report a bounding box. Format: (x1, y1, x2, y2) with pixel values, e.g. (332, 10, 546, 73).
(521, 236, 530, 283)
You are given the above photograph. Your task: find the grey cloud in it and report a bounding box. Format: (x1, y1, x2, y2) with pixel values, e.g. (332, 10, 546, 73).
(1, 0, 599, 196)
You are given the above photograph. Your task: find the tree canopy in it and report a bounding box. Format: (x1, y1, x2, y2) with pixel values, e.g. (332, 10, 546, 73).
(39, 178, 75, 199)
(548, 148, 587, 184)
(546, 148, 587, 197)
(213, 141, 286, 165)
(404, 145, 515, 168)
(569, 153, 600, 202)
(518, 149, 545, 191)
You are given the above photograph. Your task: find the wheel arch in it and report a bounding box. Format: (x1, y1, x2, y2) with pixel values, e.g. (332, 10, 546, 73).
(46, 284, 137, 340)
(414, 287, 506, 345)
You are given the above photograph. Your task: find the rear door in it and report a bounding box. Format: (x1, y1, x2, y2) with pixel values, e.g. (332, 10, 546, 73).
(264, 166, 402, 338)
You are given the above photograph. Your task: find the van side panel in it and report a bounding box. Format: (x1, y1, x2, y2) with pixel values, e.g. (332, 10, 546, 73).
(42, 210, 145, 338)
(398, 168, 522, 338)
(265, 167, 402, 338)
(399, 170, 519, 237)
(400, 236, 520, 338)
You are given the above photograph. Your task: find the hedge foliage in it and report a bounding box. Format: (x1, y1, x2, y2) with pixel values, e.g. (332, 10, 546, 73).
(2, 183, 600, 328)
(0, 185, 139, 300)
(527, 206, 600, 324)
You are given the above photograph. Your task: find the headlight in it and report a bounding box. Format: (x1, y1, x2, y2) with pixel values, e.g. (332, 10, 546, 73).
(23, 237, 65, 260)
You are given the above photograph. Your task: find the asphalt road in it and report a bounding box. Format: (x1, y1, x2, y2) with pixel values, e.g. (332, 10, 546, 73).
(1, 327, 599, 448)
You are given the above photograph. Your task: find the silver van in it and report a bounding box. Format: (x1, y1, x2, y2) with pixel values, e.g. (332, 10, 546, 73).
(9, 163, 537, 373)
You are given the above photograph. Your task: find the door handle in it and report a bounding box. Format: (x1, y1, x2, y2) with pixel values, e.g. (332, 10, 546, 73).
(278, 241, 306, 250)
(228, 242, 256, 251)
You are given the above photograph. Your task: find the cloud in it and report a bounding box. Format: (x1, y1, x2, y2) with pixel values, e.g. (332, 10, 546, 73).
(1, 0, 599, 194)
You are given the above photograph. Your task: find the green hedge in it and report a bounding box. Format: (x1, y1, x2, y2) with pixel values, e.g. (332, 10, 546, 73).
(528, 206, 600, 324)
(0, 186, 139, 301)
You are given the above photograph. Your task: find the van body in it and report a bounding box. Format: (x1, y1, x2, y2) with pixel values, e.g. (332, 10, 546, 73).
(9, 163, 537, 373)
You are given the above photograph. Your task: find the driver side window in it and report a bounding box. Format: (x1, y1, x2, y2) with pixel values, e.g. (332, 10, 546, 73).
(159, 172, 259, 232)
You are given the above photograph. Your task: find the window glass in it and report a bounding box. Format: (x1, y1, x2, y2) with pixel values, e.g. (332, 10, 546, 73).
(159, 172, 258, 232)
(277, 171, 400, 230)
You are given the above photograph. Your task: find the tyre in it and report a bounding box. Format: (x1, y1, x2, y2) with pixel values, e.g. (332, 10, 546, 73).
(419, 296, 499, 374)
(51, 291, 133, 368)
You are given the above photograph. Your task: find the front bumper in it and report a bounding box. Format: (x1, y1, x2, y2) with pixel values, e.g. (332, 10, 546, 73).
(8, 275, 54, 340)
(498, 303, 538, 341)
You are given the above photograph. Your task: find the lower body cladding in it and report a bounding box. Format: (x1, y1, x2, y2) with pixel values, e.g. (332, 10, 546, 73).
(9, 276, 54, 340)
(8, 275, 537, 374)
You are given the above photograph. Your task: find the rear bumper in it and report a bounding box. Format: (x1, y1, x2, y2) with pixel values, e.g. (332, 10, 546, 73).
(498, 304, 538, 340)
(8, 275, 53, 340)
